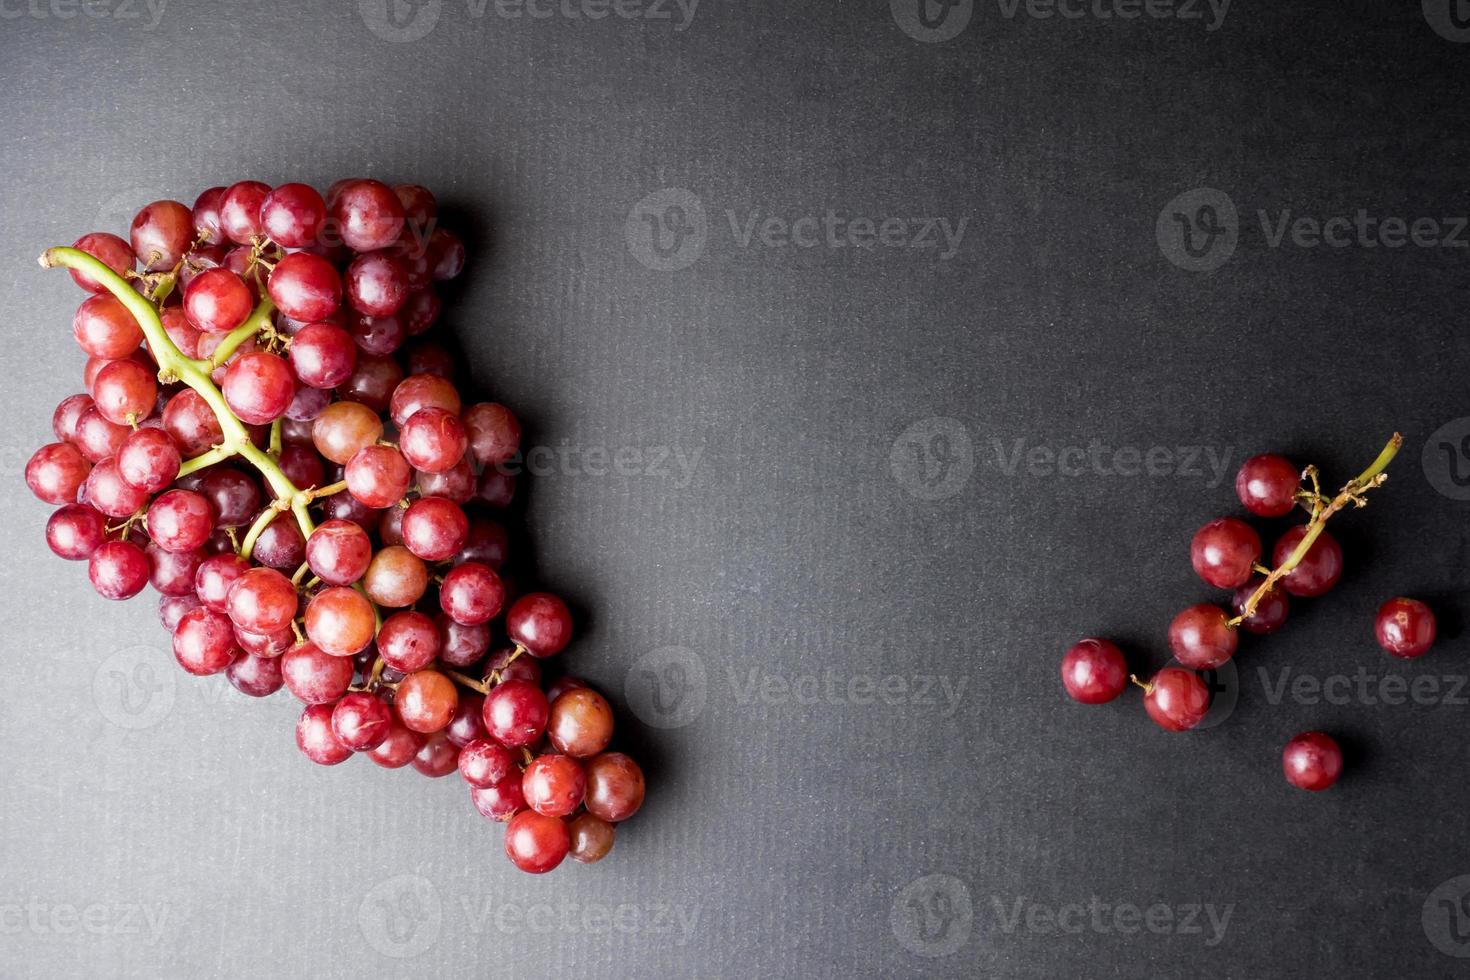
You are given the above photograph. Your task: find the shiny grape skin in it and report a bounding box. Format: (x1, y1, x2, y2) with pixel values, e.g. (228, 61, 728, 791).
(521, 754, 587, 817)
(305, 519, 374, 586)
(89, 540, 150, 600)
(1281, 731, 1343, 791)
(463, 403, 522, 467)
(376, 611, 441, 672)
(1374, 597, 1436, 659)
(146, 543, 204, 597)
(267, 252, 343, 322)
(312, 401, 384, 465)
(503, 810, 571, 874)
(455, 519, 508, 569)
(1189, 517, 1261, 590)
(129, 200, 193, 271)
(445, 693, 488, 748)
(506, 592, 573, 657)
(395, 670, 459, 734)
(401, 496, 468, 561)
(219, 180, 272, 245)
(389, 373, 461, 427)
(547, 688, 615, 758)
(191, 186, 227, 242)
(1166, 604, 1238, 671)
(367, 715, 426, 769)
(222, 351, 296, 425)
(1272, 527, 1343, 598)
(418, 459, 477, 505)
(83, 456, 150, 518)
(363, 546, 430, 608)
(344, 444, 412, 508)
(411, 733, 462, 777)
(331, 691, 393, 751)
(234, 625, 294, 659)
(278, 445, 328, 491)
(439, 561, 505, 627)
(46, 504, 108, 560)
(289, 321, 357, 389)
(116, 427, 181, 493)
(68, 232, 136, 293)
(163, 389, 224, 457)
(25, 442, 91, 505)
(338, 352, 404, 413)
(183, 268, 253, 333)
(305, 586, 377, 656)
(1141, 667, 1210, 733)
(73, 294, 143, 358)
(91, 358, 158, 425)
(194, 553, 251, 612)
(583, 752, 646, 823)
(281, 642, 355, 704)
(482, 679, 549, 748)
(226, 654, 285, 698)
(225, 567, 299, 634)
(159, 595, 202, 631)
(330, 179, 406, 252)
(1059, 638, 1128, 705)
(471, 777, 527, 822)
(345, 250, 410, 317)
(251, 514, 307, 570)
(567, 813, 616, 864)
(146, 489, 215, 554)
(171, 606, 240, 675)
(436, 617, 491, 669)
(296, 703, 353, 766)
(1231, 579, 1289, 635)
(197, 468, 263, 528)
(486, 645, 542, 685)
(1235, 454, 1300, 517)
(427, 229, 466, 281)
(398, 407, 467, 473)
(458, 739, 516, 788)
(53, 393, 95, 445)
(75, 406, 130, 463)
(259, 183, 326, 248)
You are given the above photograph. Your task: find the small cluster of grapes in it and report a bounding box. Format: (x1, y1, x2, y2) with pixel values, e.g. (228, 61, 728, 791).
(24, 180, 644, 873)
(1059, 438, 1435, 791)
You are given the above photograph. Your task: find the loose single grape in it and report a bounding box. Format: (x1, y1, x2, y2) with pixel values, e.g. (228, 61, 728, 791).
(146, 489, 215, 554)
(116, 427, 181, 492)
(73, 294, 144, 358)
(1167, 604, 1238, 670)
(398, 407, 466, 473)
(172, 606, 240, 675)
(222, 351, 296, 425)
(281, 641, 355, 704)
(506, 592, 572, 657)
(1281, 731, 1343, 791)
(1140, 667, 1210, 732)
(83, 456, 150, 518)
(1374, 597, 1436, 659)
(1190, 517, 1261, 590)
(522, 754, 586, 817)
(344, 444, 411, 508)
(296, 702, 353, 766)
(68, 232, 135, 293)
(89, 540, 150, 600)
(376, 611, 441, 672)
(389, 374, 461, 427)
(129, 200, 193, 271)
(259, 183, 326, 248)
(267, 252, 342, 322)
(483, 679, 549, 747)
(471, 777, 527, 822)
(411, 733, 462, 778)
(401, 496, 468, 561)
(395, 670, 459, 733)
(504, 810, 571, 874)
(567, 813, 615, 864)
(548, 688, 615, 757)
(305, 586, 376, 656)
(289, 321, 357, 389)
(1236, 454, 1300, 517)
(226, 654, 285, 698)
(183, 267, 253, 333)
(458, 739, 516, 788)
(463, 403, 521, 467)
(1231, 578, 1289, 634)
(26, 442, 91, 505)
(219, 180, 272, 244)
(367, 715, 427, 769)
(583, 752, 645, 823)
(439, 561, 505, 626)
(312, 401, 384, 465)
(1272, 527, 1343, 598)
(226, 566, 299, 634)
(1059, 638, 1128, 704)
(330, 179, 405, 252)
(363, 545, 429, 608)
(331, 691, 393, 751)
(46, 504, 108, 560)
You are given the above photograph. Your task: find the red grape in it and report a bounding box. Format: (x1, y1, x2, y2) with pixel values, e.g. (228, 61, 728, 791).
(26, 442, 91, 505)
(46, 504, 108, 560)
(1374, 597, 1436, 659)
(1272, 527, 1343, 598)
(296, 702, 353, 766)
(503, 810, 570, 874)
(506, 592, 572, 657)
(172, 606, 239, 675)
(522, 754, 586, 817)
(568, 813, 615, 864)
(1059, 638, 1127, 704)
(483, 679, 548, 747)
(583, 752, 645, 822)
(183, 268, 253, 333)
(89, 540, 150, 600)
(1167, 604, 1238, 670)
(281, 641, 354, 704)
(68, 232, 135, 293)
(219, 180, 271, 245)
(1281, 731, 1343, 791)
(1231, 578, 1290, 634)
(1140, 667, 1210, 732)
(267, 252, 342, 322)
(130, 200, 193, 271)
(259, 183, 326, 248)
(399, 407, 466, 473)
(222, 351, 295, 424)
(548, 688, 614, 757)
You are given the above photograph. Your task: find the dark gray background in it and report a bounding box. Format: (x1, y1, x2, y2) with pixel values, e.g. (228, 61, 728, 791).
(4, 0, 1470, 977)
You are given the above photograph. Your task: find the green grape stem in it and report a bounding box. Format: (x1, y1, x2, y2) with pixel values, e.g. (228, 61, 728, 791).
(1229, 433, 1402, 625)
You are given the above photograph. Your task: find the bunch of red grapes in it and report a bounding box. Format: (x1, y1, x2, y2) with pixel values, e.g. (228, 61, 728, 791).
(24, 179, 644, 874)
(1059, 438, 1437, 792)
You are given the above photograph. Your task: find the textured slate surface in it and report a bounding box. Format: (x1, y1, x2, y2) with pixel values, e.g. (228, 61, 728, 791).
(3, 1, 1470, 977)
